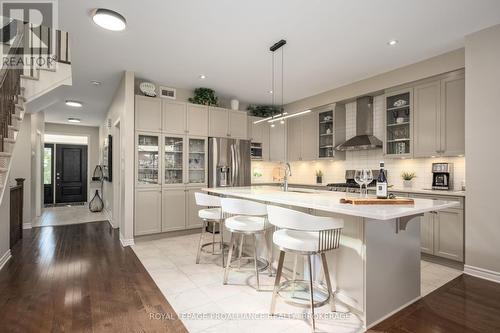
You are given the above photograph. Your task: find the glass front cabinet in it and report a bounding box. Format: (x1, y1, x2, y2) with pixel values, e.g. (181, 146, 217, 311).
(385, 89, 413, 157)
(137, 133, 160, 186)
(136, 133, 207, 187)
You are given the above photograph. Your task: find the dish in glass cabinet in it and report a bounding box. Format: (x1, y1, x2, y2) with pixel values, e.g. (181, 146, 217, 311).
(393, 99, 407, 107)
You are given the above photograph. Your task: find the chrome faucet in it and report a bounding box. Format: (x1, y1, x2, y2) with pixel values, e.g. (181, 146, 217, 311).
(282, 162, 292, 192)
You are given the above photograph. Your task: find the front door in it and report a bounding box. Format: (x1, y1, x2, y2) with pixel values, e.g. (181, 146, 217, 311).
(43, 144, 54, 205)
(55, 144, 88, 203)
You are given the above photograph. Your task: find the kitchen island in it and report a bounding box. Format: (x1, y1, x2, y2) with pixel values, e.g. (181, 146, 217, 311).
(203, 186, 459, 329)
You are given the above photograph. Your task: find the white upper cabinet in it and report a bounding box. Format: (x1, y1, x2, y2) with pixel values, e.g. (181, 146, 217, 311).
(162, 100, 186, 135)
(249, 117, 270, 161)
(229, 110, 248, 139)
(413, 71, 465, 157)
(269, 124, 286, 162)
(286, 117, 302, 161)
(301, 111, 318, 161)
(440, 73, 465, 156)
(209, 107, 229, 137)
(413, 81, 441, 157)
(209, 107, 248, 139)
(187, 103, 209, 136)
(135, 96, 162, 132)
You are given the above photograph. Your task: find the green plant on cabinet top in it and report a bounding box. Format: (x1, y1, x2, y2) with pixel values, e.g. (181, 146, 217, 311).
(188, 88, 218, 106)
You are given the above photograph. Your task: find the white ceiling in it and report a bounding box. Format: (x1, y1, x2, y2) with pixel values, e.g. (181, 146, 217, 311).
(34, 0, 500, 126)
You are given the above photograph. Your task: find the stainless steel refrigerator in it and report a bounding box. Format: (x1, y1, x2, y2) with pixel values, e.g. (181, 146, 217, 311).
(208, 137, 251, 187)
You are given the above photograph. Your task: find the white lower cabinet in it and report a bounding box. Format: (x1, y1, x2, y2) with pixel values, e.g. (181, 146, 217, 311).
(420, 212, 435, 255)
(162, 188, 186, 232)
(135, 188, 162, 235)
(412, 194, 464, 262)
(433, 208, 464, 261)
(186, 187, 203, 229)
(135, 186, 205, 236)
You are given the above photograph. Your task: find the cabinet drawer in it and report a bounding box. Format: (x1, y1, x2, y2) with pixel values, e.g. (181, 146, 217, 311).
(410, 194, 463, 209)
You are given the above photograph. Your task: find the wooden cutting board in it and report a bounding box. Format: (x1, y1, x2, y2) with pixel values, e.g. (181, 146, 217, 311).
(340, 197, 414, 205)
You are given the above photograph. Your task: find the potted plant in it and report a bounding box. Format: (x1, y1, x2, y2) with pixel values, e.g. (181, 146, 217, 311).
(188, 88, 218, 106)
(247, 105, 282, 118)
(316, 170, 323, 184)
(401, 171, 416, 188)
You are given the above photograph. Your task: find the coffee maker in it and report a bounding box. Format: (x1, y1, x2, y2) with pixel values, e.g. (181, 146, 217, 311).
(432, 163, 453, 190)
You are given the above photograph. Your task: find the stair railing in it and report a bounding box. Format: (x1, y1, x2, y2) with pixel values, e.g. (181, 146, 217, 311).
(0, 28, 23, 153)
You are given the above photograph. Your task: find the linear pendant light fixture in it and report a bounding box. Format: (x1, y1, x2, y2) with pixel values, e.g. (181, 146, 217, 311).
(264, 39, 310, 126)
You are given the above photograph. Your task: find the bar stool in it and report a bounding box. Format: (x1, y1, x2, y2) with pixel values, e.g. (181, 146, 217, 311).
(195, 192, 226, 266)
(221, 197, 270, 291)
(267, 205, 343, 332)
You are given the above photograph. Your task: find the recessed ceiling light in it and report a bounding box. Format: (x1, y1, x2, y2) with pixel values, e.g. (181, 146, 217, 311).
(90, 80, 102, 86)
(269, 90, 273, 94)
(92, 8, 127, 31)
(68, 118, 81, 123)
(388, 39, 398, 46)
(65, 100, 83, 107)
(199, 74, 206, 79)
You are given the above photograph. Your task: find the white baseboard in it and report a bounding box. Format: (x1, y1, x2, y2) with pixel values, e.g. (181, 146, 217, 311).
(120, 237, 135, 247)
(464, 265, 500, 283)
(0, 249, 12, 271)
(22, 222, 32, 229)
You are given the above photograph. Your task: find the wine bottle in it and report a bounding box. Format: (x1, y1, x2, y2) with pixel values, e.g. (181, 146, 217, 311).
(376, 161, 388, 199)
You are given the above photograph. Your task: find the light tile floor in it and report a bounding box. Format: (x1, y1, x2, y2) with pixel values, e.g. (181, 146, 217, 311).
(34, 204, 108, 227)
(133, 233, 462, 333)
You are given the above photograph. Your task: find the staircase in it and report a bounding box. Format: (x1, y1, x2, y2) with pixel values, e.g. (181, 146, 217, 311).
(0, 18, 72, 207)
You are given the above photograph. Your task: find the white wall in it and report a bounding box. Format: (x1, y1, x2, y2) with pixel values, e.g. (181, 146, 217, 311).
(8, 113, 32, 225)
(464, 24, 500, 280)
(30, 112, 44, 220)
(99, 71, 135, 244)
(45, 122, 100, 202)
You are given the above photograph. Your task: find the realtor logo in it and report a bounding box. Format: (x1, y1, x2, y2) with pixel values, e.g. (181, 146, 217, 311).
(0, 1, 59, 68)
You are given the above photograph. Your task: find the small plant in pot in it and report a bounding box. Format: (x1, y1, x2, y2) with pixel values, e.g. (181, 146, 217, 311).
(188, 88, 218, 106)
(316, 170, 323, 184)
(401, 171, 416, 188)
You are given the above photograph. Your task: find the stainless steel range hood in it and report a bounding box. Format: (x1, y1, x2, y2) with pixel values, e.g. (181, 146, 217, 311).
(335, 96, 383, 151)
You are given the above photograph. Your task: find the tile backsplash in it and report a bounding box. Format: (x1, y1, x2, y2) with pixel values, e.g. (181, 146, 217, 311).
(251, 96, 465, 190)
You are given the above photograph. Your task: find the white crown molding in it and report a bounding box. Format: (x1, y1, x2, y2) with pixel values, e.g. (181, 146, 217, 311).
(0, 250, 12, 271)
(464, 265, 500, 284)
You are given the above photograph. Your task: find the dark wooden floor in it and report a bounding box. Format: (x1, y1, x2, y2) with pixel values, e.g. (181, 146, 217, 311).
(0, 222, 187, 333)
(370, 274, 500, 333)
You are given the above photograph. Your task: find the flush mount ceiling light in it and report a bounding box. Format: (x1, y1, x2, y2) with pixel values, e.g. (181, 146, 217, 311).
(92, 8, 127, 31)
(388, 39, 398, 46)
(199, 74, 206, 79)
(68, 118, 81, 123)
(90, 80, 102, 86)
(65, 100, 83, 107)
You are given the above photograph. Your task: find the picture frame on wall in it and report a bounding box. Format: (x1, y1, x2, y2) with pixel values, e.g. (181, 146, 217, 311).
(103, 135, 113, 182)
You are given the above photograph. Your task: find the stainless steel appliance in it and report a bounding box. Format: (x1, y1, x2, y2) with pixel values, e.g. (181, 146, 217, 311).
(250, 142, 263, 160)
(209, 137, 251, 187)
(335, 96, 383, 151)
(327, 169, 382, 193)
(432, 163, 453, 190)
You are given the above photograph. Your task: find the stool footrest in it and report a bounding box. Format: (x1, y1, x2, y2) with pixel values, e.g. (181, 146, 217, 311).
(276, 280, 331, 309)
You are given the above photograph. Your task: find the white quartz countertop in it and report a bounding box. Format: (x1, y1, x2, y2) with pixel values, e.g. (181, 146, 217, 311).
(252, 182, 466, 197)
(203, 186, 459, 220)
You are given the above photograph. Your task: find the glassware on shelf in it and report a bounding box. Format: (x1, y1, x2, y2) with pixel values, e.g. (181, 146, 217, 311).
(165, 136, 183, 184)
(138, 135, 159, 184)
(188, 138, 206, 184)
